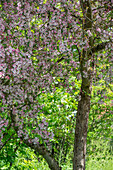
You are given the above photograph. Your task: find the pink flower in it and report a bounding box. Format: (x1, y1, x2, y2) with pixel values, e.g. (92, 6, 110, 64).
(0, 72, 4, 78)
(87, 30, 92, 36)
(96, 28, 101, 33)
(5, 76, 10, 79)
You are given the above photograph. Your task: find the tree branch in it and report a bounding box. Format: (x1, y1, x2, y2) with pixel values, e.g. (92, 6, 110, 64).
(23, 139, 61, 170)
(9, 108, 61, 170)
(91, 41, 110, 53)
(48, 51, 70, 72)
(0, 133, 15, 151)
(53, 6, 82, 23)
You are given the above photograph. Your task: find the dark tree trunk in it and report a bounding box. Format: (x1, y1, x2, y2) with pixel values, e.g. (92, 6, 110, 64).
(73, 52, 94, 170)
(73, 81, 93, 170)
(73, 1, 94, 169)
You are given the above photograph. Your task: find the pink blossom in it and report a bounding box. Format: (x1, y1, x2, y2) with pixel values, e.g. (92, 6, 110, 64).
(5, 76, 10, 79)
(96, 28, 101, 33)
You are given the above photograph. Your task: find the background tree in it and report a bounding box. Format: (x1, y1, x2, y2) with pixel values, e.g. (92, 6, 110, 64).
(0, 0, 112, 170)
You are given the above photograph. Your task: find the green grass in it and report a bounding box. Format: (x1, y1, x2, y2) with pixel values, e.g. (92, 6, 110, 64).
(86, 158, 113, 170)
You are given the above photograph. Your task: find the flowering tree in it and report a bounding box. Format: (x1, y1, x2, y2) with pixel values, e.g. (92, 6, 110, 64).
(0, 0, 112, 170)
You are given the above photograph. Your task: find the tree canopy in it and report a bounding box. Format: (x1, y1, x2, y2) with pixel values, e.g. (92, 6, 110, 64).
(0, 0, 113, 170)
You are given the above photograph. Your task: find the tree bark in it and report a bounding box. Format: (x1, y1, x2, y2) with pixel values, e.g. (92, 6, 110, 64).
(73, 51, 94, 170)
(73, 1, 94, 169)
(73, 92, 91, 170)
(23, 139, 62, 170)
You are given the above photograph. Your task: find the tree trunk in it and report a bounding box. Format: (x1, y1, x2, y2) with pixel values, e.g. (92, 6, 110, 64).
(73, 49, 94, 170)
(73, 80, 93, 170)
(73, 43, 109, 170)
(73, 1, 94, 169)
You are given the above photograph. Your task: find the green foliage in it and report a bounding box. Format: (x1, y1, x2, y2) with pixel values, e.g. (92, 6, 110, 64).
(36, 85, 79, 162)
(1, 139, 111, 170)
(0, 146, 50, 170)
